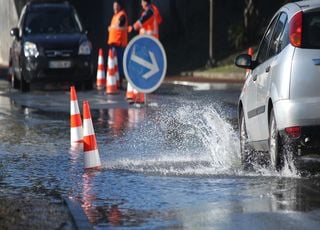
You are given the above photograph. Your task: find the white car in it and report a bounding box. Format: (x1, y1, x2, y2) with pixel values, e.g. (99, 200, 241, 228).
(235, 0, 320, 172)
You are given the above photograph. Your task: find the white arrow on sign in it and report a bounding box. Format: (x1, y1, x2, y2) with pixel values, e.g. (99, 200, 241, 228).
(131, 46, 159, 80)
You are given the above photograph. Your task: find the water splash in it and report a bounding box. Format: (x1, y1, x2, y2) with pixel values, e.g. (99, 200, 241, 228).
(248, 149, 300, 178)
(106, 103, 242, 176)
(104, 102, 300, 178)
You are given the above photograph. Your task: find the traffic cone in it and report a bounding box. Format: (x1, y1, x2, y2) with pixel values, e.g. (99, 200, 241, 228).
(96, 48, 106, 90)
(246, 47, 253, 76)
(106, 48, 118, 94)
(70, 86, 83, 145)
(126, 81, 134, 103)
(134, 90, 145, 104)
(83, 100, 101, 170)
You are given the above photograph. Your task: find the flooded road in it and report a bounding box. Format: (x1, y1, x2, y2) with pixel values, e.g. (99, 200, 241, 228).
(0, 78, 320, 229)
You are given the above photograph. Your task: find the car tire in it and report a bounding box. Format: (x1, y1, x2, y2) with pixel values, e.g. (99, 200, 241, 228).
(83, 80, 93, 90)
(240, 109, 254, 170)
(268, 108, 283, 171)
(20, 75, 30, 92)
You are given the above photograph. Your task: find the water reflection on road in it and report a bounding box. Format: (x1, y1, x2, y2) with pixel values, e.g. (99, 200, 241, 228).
(0, 80, 319, 229)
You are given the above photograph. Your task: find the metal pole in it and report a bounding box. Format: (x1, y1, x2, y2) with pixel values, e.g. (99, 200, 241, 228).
(209, 0, 213, 62)
(207, 0, 215, 67)
(144, 93, 147, 107)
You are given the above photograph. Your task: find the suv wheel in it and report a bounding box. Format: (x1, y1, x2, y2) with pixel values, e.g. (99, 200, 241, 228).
(269, 108, 283, 171)
(20, 75, 30, 92)
(83, 80, 93, 90)
(240, 109, 253, 170)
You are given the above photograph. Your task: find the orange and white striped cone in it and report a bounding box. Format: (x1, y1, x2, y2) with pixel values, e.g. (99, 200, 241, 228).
(134, 90, 145, 104)
(83, 100, 101, 170)
(246, 47, 253, 76)
(96, 48, 106, 90)
(70, 86, 83, 145)
(106, 48, 118, 94)
(126, 81, 134, 103)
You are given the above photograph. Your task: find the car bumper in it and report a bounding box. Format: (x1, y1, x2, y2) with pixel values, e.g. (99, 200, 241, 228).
(279, 125, 320, 171)
(22, 55, 92, 83)
(274, 98, 320, 130)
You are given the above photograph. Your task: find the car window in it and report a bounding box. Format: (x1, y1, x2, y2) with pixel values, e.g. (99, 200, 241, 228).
(256, 15, 279, 64)
(269, 12, 287, 57)
(24, 8, 82, 35)
(280, 19, 290, 51)
(303, 11, 320, 49)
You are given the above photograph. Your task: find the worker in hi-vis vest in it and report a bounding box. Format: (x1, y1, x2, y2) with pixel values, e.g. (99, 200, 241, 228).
(108, 0, 128, 88)
(128, 0, 162, 39)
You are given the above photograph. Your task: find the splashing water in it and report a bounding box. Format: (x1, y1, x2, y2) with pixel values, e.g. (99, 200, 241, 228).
(106, 103, 242, 176)
(105, 102, 300, 178)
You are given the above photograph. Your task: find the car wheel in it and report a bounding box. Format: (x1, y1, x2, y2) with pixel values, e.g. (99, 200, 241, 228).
(240, 109, 253, 170)
(20, 75, 30, 92)
(83, 80, 93, 90)
(269, 108, 283, 171)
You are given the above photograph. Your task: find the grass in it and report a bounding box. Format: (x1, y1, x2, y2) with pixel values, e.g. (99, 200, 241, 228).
(200, 45, 258, 74)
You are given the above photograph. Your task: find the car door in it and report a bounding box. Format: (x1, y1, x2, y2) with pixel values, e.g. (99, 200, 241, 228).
(255, 13, 288, 142)
(245, 14, 279, 146)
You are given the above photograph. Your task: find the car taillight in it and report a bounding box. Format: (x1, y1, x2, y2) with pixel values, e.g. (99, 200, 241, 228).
(289, 11, 303, 47)
(285, 126, 301, 138)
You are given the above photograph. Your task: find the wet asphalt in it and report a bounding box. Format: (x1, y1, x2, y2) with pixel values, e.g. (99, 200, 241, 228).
(0, 69, 320, 229)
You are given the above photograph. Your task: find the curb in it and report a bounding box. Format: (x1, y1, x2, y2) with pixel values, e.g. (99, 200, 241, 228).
(193, 71, 245, 81)
(164, 74, 245, 85)
(63, 196, 93, 230)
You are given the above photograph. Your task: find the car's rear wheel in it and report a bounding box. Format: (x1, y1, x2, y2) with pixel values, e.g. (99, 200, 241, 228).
(269, 108, 283, 171)
(240, 109, 254, 170)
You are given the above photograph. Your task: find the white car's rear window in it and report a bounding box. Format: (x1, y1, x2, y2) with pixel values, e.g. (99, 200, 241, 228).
(303, 11, 320, 48)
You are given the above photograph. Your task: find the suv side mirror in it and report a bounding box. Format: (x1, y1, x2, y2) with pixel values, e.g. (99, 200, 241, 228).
(235, 54, 254, 70)
(10, 28, 19, 39)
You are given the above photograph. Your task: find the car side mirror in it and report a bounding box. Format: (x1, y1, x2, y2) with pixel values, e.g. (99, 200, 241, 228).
(10, 28, 19, 39)
(234, 54, 254, 70)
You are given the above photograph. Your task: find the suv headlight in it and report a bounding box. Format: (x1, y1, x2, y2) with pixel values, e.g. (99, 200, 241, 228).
(24, 41, 39, 58)
(78, 41, 92, 55)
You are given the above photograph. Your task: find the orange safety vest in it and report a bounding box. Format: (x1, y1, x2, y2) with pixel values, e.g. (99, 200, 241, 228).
(108, 10, 128, 47)
(134, 4, 162, 39)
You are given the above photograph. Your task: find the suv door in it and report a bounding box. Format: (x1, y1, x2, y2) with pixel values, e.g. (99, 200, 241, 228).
(255, 12, 288, 142)
(245, 14, 279, 146)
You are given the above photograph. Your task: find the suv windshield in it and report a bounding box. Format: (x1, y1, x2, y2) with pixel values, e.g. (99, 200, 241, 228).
(24, 8, 82, 35)
(303, 11, 320, 49)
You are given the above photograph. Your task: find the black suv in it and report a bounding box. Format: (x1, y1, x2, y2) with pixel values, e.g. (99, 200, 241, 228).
(9, 1, 93, 91)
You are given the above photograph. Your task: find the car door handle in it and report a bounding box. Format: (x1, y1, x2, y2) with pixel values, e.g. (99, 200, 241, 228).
(265, 66, 271, 73)
(253, 74, 257, 81)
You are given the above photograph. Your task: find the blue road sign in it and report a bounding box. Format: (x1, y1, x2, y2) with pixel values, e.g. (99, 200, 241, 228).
(123, 35, 167, 93)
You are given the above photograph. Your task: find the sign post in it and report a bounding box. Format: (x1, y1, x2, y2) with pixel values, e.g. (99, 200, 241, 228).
(123, 35, 167, 98)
